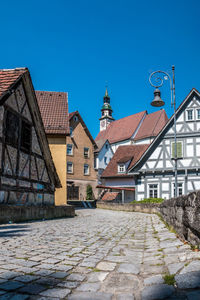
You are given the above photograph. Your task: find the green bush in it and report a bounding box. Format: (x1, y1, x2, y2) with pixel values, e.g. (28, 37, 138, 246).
(130, 198, 164, 204)
(86, 185, 93, 200)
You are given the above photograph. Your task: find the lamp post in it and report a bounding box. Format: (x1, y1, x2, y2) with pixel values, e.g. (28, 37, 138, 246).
(149, 66, 178, 198)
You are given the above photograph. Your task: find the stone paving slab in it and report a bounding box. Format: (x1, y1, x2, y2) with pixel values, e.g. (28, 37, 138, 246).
(0, 208, 200, 299)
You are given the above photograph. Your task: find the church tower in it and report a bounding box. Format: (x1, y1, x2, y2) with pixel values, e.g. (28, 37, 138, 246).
(99, 88, 115, 131)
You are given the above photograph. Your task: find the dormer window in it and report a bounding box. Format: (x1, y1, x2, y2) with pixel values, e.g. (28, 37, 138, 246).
(73, 115, 78, 122)
(118, 164, 125, 173)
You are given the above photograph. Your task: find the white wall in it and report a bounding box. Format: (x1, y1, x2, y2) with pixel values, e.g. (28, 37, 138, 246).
(105, 177, 135, 187)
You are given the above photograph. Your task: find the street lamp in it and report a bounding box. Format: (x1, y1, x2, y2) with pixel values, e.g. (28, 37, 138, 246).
(149, 66, 178, 198)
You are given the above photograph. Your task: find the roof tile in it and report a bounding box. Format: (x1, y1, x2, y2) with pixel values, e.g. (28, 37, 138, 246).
(95, 111, 146, 144)
(102, 192, 120, 201)
(0, 68, 28, 98)
(101, 144, 149, 178)
(134, 109, 168, 141)
(36, 91, 69, 135)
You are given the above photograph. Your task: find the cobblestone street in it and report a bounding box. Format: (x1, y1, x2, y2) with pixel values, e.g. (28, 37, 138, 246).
(0, 209, 200, 299)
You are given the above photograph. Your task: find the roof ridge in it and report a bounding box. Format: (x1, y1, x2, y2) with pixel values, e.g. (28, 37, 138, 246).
(36, 90, 68, 94)
(0, 67, 28, 71)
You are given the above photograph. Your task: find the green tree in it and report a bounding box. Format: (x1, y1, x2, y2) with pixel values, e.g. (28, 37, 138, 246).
(86, 185, 93, 200)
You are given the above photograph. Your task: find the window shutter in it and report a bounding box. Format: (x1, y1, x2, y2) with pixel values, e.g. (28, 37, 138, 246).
(177, 142, 182, 158)
(172, 142, 182, 158)
(172, 143, 175, 158)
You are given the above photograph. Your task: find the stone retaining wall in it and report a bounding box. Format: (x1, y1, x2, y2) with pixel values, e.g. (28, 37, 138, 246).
(97, 202, 160, 214)
(0, 205, 75, 224)
(159, 190, 200, 246)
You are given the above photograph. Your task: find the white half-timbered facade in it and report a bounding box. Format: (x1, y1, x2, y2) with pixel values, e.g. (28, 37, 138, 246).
(129, 88, 200, 200)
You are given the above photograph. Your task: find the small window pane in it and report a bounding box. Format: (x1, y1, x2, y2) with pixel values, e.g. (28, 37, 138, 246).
(149, 184, 158, 198)
(197, 109, 200, 120)
(67, 162, 73, 173)
(5, 111, 19, 147)
(67, 144, 73, 155)
(84, 164, 89, 175)
(173, 183, 183, 197)
(84, 147, 89, 158)
(187, 110, 193, 120)
(118, 164, 125, 173)
(21, 120, 31, 152)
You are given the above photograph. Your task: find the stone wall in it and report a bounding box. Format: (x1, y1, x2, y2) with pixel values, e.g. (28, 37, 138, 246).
(159, 190, 200, 246)
(0, 205, 75, 224)
(97, 202, 160, 214)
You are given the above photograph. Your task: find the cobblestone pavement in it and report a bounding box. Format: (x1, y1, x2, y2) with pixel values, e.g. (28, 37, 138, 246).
(0, 209, 200, 300)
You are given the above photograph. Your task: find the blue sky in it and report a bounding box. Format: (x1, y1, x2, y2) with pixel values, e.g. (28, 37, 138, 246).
(1, 0, 200, 138)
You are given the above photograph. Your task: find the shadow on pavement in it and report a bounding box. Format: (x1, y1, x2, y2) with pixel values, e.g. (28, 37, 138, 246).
(0, 224, 30, 238)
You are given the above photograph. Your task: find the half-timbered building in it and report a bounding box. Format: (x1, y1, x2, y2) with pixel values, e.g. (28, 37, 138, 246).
(0, 68, 61, 205)
(129, 88, 200, 200)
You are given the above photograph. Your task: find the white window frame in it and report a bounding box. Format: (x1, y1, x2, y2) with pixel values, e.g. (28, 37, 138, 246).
(67, 144, 73, 156)
(186, 109, 194, 121)
(172, 182, 184, 197)
(196, 108, 200, 120)
(67, 162, 73, 174)
(118, 164, 125, 173)
(84, 164, 89, 175)
(104, 156, 107, 165)
(148, 183, 159, 198)
(84, 147, 89, 158)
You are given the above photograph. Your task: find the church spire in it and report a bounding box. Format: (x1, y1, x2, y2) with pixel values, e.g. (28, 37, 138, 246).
(99, 87, 114, 132)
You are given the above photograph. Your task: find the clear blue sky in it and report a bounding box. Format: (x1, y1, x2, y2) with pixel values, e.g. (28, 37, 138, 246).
(1, 0, 200, 138)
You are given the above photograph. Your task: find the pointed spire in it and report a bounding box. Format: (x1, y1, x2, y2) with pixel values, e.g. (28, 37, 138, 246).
(104, 86, 110, 103)
(105, 87, 108, 97)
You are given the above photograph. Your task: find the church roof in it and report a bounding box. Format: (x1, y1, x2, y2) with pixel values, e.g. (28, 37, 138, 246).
(134, 109, 168, 141)
(96, 111, 146, 145)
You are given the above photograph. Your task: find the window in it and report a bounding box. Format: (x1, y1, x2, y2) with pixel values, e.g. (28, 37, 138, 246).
(5, 111, 19, 147)
(21, 120, 31, 152)
(105, 144, 108, 150)
(84, 164, 89, 175)
(197, 109, 200, 120)
(118, 164, 125, 173)
(5, 110, 31, 152)
(67, 162, 73, 174)
(84, 147, 89, 158)
(104, 156, 107, 165)
(67, 144, 73, 155)
(149, 184, 158, 198)
(173, 182, 183, 197)
(73, 115, 78, 122)
(186, 109, 193, 121)
(171, 142, 183, 159)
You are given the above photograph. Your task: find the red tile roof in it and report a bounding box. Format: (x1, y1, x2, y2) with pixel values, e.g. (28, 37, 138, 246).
(102, 192, 120, 201)
(134, 109, 168, 141)
(95, 111, 146, 144)
(0, 68, 28, 98)
(36, 91, 69, 135)
(101, 144, 149, 178)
